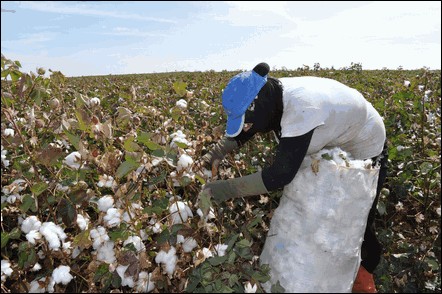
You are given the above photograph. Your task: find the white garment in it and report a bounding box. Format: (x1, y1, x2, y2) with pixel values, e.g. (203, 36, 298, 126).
(260, 148, 380, 293)
(279, 77, 386, 159)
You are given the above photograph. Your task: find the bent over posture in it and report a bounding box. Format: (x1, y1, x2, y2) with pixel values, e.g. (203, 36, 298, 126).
(199, 63, 388, 293)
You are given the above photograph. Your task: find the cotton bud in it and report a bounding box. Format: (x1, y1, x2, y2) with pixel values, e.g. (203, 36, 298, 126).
(90, 97, 101, 107)
(35, 119, 45, 128)
(37, 67, 46, 75)
(49, 98, 60, 109)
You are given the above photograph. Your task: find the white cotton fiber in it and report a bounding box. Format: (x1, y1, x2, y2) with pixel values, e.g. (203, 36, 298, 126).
(260, 148, 379, 293)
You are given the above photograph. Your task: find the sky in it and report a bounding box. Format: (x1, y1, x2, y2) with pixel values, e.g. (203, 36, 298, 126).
(1, 1, 441, 77)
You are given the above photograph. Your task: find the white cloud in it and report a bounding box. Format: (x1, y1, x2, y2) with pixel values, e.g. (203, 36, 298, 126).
(17, 1, 177, 23)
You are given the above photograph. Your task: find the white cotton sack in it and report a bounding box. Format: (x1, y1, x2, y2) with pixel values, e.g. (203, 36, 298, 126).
(260, 148, 380, 293)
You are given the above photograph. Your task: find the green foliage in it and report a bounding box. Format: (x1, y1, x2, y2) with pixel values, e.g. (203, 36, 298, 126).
(186, 234, 272, 293)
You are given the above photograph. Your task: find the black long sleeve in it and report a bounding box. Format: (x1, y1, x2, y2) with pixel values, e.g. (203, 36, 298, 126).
(262, 129, 314, 191)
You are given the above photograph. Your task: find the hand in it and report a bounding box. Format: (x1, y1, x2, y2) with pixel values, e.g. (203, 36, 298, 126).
(194, 155, 219, 175)
(200, 172, 269, 204)
(197, 187, 214, 218)
(199, 137, 238, 176)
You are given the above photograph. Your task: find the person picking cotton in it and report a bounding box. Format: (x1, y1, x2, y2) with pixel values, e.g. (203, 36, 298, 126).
(197, 62, 388, 293)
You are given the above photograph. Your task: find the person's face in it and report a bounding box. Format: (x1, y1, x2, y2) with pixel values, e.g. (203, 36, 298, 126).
(243, 93, 274, 134)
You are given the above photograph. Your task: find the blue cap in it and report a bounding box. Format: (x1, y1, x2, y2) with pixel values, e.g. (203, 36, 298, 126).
(222, 70, 267, 137)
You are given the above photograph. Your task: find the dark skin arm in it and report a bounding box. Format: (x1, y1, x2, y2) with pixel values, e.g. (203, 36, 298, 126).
(233, 128, 315, 192)
(262, 129, 314, 191)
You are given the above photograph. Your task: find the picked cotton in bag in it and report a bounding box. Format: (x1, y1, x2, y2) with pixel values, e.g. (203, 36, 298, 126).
(260, 148, 380, 293)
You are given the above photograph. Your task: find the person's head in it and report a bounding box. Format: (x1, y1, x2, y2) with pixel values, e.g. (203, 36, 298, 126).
(222, 62, 283, 138)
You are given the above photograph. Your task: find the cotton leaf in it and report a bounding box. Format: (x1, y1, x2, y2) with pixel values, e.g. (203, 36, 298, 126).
(58, 198, 77, 227)
(30, 182, 48, 197)
(73, 229, 92, 249)
(36, 144, 63, 166)
(116, 160, 139, 179)
(173, 81, 187, 96)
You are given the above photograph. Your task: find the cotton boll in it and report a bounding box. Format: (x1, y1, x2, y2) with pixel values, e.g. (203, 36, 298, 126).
(196, 207, 215, 222)
(176, 154, 193, 172)
(97, 195, 114, 212)
(31, 263, 42, 272)
(404, 80, 411, 87)
(39, 222, 67, 250)
(89, 97, 101, 107)
(182, 238, 198, 253)
(26, 230, 42, 244)
(1, 145, 10, 168)
(52, 265, 73, 285)
(104, 208, 122, 227)
(244, 282, 258, 293)
(155, 247, 177, 276)
(116, 265, 135, 288)
(97, 174, 116, 189)
(151, 222, 162, 234)
(96, 241, 116, 264)
(213, 244, 228, 257)
(29, 278, 47, 293)
(1, 260, 13, 282)
(3, 128, 14, 137)
(90, 226, 109, 249)
(169, 201, 193, 224)
(137, 271, 155, 293)
(21, 215, 42, 233)
(63, 151, 84, 169)
(76, 214, 89, 230)
(170, 130, 190, 148)
(2, 179, 27, 195)
(49, 98, 60, 109)
(175, 99, 188, 109)
(177, 235, 198, 253)
(124, 236, 145, 252)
